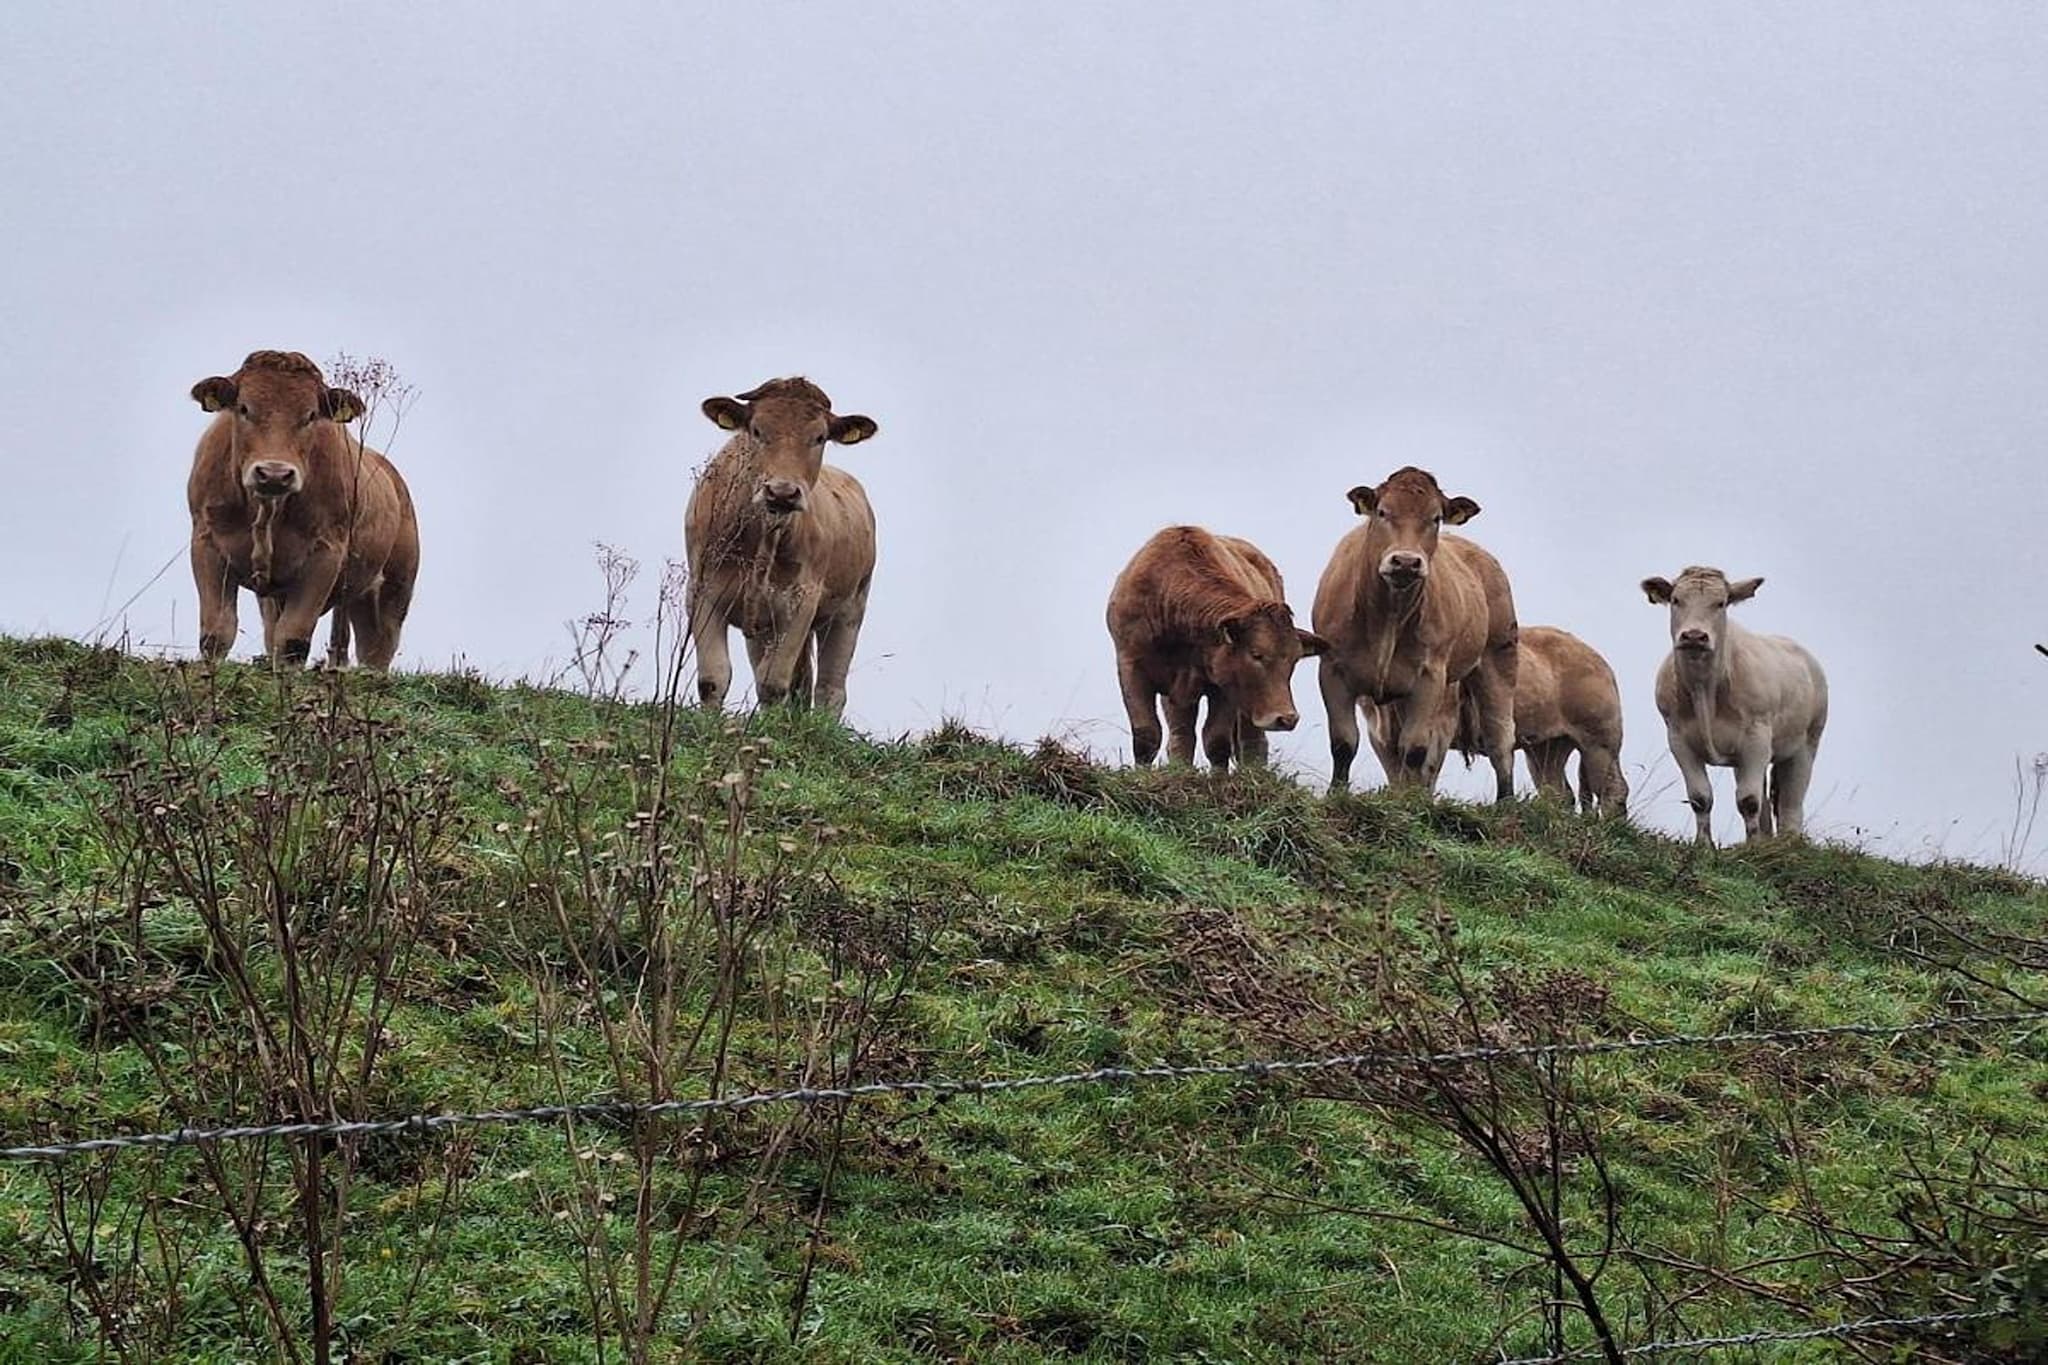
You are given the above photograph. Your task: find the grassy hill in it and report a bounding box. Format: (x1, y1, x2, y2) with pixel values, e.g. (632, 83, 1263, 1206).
(0, 635, 2042, 1363)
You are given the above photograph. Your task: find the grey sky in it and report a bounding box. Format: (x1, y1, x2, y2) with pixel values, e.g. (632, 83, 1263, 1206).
(4, 4, 2045, 861)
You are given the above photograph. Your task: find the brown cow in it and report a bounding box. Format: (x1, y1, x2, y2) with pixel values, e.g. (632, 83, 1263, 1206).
(1368, 625, 1628, 813)
(686, 378, 878, 717)
(187, 350, 419, 669)
(1106, 526, 1327, 772)
(1312, 467, 1518, 798)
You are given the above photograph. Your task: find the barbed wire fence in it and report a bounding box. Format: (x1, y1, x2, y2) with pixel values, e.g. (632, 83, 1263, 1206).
(4, 1007, 2042, 1360)
(4, 1008, 2041, 1163)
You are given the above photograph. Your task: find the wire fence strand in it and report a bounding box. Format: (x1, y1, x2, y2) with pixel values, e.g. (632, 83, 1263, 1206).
(4, 1008, 2040, 1162)
(1497, 1308, 2010, 1362)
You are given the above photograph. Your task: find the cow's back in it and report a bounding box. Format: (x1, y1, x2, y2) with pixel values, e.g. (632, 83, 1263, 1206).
(1216, 535, 1285, 602)
(1522, 626, 1620, 746)
(1109, 526, 1269, 653)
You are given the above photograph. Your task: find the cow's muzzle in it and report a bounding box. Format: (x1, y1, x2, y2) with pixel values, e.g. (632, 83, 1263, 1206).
(1675, 629, 1713, 653)
(244, 461, 303, 498)
(1378, 552, 1427, 589)
(755, 479, 807, 516)
(1254, 711, 1299, 732)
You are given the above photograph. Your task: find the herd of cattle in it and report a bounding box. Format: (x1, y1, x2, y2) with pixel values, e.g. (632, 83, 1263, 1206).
(182, 350, 1830, 846)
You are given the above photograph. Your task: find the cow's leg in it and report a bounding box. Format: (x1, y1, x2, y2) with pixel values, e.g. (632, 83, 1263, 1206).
(1201, 697, 1237, 773)
(326, 607, 353, 669)
(1319, 660, 1361, 792)
(1527, 739, 1572, 803)
(1393, 668, 1452, 794)
(687, 581, 734, 710)
(1732, 732, 1774, 842)
(191, 536, 240, 662)
(1117, 656, 1164, 766)
(1163, 688, 1201, 766)
(1365, 701, 1405, 788)
(755, 583, 823, 707)
(810, 583, 868, 719)
(810, 619, 854, 719)
(1235, 717, 1270, 769)
(267, 553, 344, 669)
(1671, 728, 1716, 844)
(1578, 743, 1626, 817)
(256, 596, 289, 663)
(350, 562, 415, 672)
(1771, 747, 1816, 837)
(1466, 649, 1519, 804)
(1415, 730, 1452, 791)
(789, 635, 816, 708)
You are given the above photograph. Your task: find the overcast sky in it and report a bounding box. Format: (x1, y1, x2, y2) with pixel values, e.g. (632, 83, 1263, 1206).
(4, 4, 2045, 861)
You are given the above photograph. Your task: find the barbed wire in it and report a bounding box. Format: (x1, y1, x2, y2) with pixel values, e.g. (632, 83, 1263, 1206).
(1497, 1308, 2009, 1362)
(3, 1009, 2040, 1162)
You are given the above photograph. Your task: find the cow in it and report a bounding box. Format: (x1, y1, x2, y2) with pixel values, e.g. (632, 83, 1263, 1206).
(1106, 526, 1328, 773)
(685, 377, 879, 718)
(1367, 625, 1628, 814)
(186, 350, 419, 669)
(1312, 467, 1519, 799)
(1641, 566, 1828, 844)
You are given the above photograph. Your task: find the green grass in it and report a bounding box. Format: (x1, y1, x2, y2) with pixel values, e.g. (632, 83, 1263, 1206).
(0, 636, 2043, 1363)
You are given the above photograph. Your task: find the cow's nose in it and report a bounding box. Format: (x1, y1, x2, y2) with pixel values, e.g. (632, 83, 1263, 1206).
(1263, 712, 1299, 733)
(760, 479, 805, 508)
(248, 461, 299, 491)
(1678, 629, 1710, 648)
(1382, 553, 1425, 577)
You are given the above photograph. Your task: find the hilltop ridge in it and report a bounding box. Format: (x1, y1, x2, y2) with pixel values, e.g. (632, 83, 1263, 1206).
(0, 636, 2042, 1361)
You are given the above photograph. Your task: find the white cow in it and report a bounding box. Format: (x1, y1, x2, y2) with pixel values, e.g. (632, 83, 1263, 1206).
(1642, 567, 1828, 844)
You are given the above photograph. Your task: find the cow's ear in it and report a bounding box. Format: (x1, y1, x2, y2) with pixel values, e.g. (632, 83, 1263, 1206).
(1296, 629, 1330, 658)
(829, 413, 878, 445)
(1641, 577, 1675, 604)
(1346, 485, 1379, 516)
(702, 397, 749, 431)
(192, 376, 238, 412)
(320, 387, 365, 424)
(1442, 496, 1480, 525)
(1728, 576, 1763, 604)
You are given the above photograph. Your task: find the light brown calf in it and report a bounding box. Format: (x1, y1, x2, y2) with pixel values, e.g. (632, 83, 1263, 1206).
(686, 378, 879, 718)
(1106, 526, 1327, 772)
(187, 350, 419, 669)
(1312, 467, 1519, 798)
(1368, 625, 1627, 813)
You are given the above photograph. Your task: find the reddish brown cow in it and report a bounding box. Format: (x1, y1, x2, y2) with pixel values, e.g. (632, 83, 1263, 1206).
(686, 378, 879, 717)
(187, 350, 419, 668)
(1312, 467, 1518, 797)
(1107, 526, 1327, 772)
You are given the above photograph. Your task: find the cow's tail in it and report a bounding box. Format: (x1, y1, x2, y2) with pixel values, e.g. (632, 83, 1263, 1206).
(1456, 682, 1486, 768)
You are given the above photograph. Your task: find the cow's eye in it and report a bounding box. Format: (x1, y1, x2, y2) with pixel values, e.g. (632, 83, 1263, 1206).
(302, 411, 318, 426)
(235, 404, 250, 418)
(812, 433, 826, 446)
